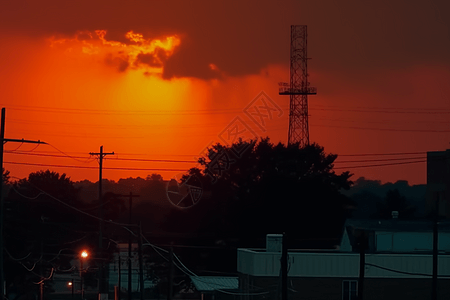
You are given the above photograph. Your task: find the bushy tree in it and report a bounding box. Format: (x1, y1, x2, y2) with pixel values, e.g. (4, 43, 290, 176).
(187, 138, 354, 246)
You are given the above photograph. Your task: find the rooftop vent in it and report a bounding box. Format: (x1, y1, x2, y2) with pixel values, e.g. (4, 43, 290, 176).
(266, 234, 283, 252)
(391, 211, 399, 219)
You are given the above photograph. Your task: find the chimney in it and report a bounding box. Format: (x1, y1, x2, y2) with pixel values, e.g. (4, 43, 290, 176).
(266, 234, 283, 252)
(391, 211, 399, 219)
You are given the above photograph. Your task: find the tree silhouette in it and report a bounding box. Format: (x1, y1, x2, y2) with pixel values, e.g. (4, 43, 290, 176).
(2, 168, 10, 183)
(187, 137, 354, 248)
(373, 189, 417, 219)
(4, 170, 90, 297)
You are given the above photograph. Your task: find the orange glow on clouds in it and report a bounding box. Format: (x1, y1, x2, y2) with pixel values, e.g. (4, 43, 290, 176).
(49, 30, 181, 75)
(1, 29, 449, 186)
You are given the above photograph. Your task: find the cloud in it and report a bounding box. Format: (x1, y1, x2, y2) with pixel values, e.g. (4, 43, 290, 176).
(135, 53, 162, 68)
(105, 53, 130, 72)
(48, 29, 181, 75)
(1, 0, 449, 80)
(135, 47, 170, 69)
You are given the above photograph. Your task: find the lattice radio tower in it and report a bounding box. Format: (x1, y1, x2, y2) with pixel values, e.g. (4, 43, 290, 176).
(279, 25, 317, 147)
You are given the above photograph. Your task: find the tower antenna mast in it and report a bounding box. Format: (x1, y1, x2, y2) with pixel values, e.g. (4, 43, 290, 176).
(279, 25, 317, 147)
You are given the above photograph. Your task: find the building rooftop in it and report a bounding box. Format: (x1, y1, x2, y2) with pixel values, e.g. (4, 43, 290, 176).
(190, 276, 238, 292)
(344, 218, 450, 232)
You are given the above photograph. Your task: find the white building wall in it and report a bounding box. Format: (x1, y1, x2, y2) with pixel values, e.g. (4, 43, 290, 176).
(375, 232, 450, 252)
(237, 249, 450, 279)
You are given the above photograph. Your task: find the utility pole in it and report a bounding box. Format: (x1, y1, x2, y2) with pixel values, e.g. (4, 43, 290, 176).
(138, 222, 144, 300)
(71, 278, 74, 300)
(128, 193, 139, 300)
(167, 245, 174, 300)
(89, 146, 114, 297)
(40, 239, 44, 300)
(358, 231, 367, 300)
(279, 25, 317, 147)
(0, 107, 46, 299)
(109, 192, 139, 300)
(432, 195, 439, 300)
(118, 255, 121, 300)
(281, 233, 288, 300)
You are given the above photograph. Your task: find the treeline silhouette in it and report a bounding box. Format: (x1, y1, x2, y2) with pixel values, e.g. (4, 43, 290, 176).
(1, 138, 424, 297)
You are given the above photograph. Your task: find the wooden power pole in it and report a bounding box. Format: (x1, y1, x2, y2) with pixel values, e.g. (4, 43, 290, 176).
(432, 196, 439, 300)
(109, 192, 139, 300)
(167, 245, 174, 300)
(281, 233, 288, 300)
(0, 108, 46, 298)
(138, 222, 144, 300)
(89, 146, 114, 297)
(358, 231, 367, 300)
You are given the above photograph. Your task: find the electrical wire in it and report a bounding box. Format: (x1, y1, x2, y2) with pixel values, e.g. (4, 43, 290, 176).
(9, 142, 24, 152)
(4, 151, 197, 163)
(140, 237, 271, 296)
(334, 156, 426, 163)
(46, 143, 96, 163)
(333, 159, 426, 169)
(46, 234, 91, 247)
(4, 102, 450, 116)
(311, 124, 450, 133)
(3, 248, 32, 261)
(4, 149, 198, 157)
(309, 107, 450, 114)
(5, 161, 189, 172)
(47, 248, 73, 262)
(33, 268, 54, 285)
(338, 151, 427, 157)
(365, 263, 450, 278)
(10, 176, 139, 228)
(2, 105, 248, 116)
(9, 184, 45, 200)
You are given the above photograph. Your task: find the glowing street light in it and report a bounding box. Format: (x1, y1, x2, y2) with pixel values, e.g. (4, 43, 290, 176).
(68, 280, 74, 300)
(80, 250, 89, 300)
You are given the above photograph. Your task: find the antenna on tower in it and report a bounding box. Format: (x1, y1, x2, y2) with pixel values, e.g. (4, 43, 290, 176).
(279, 25, 317, 147)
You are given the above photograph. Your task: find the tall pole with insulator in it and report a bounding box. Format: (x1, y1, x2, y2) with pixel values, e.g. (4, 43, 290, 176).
(279, 25, 317, 147)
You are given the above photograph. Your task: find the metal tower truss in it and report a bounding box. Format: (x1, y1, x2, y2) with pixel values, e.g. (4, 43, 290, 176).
(279, 25, 316, 147)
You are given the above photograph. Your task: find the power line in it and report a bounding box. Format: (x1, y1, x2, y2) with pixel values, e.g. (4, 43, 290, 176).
(365, 263, 450, 278)
(140, 238, 271, 296)
(4, 161, 190, 172)
(333, 159, 426, 169)
(4, 149, 199, 157)
(46, 143, 96, 163)
(4, 151, 197, 163)
(314, 116, 450, 125)
(309, 107, 450, 114)
(4, 98, 450, 115)
(10, 176, 138, 228)
(310, 103, 450, 112)
(2, 105, 247, 116)
(338, 151, 427, 157)
(334, 156, 426, 163)
(311, 124, 450, 133)
(3, 157, 434, 172)
(2, 149, 436, 159)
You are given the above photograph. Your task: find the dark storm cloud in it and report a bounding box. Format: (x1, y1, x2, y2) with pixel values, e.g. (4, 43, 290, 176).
(1, 0, 449, 79)
(105, 53, 129, 72)
(135, 52, 162, 68)
(135, 48, 169, 68)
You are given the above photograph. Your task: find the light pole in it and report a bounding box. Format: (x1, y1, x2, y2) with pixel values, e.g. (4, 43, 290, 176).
(68, 280, 74, 300)
(80, 250, 89, 300)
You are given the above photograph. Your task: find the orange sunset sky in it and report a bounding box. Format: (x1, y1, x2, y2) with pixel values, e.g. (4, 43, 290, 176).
(0, 0, 449, 185)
